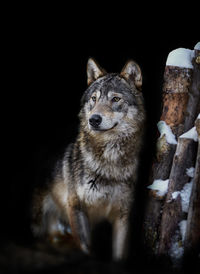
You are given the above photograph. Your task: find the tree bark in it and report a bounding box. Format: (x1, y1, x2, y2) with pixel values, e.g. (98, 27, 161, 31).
(143, 50, 194, 255)
(184, 47, 200, 131)
(184, 116, 200, 253)
(158, 45, 200, 258)
(158, 136, 197, 255)
(161, 66, 192, 136)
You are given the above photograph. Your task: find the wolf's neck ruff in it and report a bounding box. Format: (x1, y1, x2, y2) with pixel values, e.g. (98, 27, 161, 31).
(78, 128, 140, 182)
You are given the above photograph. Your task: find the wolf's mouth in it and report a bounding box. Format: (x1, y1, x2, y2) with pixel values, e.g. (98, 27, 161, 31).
(91, 122, 118, 132)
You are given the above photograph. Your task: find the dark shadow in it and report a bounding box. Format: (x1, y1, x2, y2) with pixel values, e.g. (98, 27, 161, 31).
(91, 220, 112, 262)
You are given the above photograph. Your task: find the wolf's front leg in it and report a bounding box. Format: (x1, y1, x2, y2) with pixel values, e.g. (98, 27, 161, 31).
(112, 216, 130, 261)
(68, 205, 91, 254)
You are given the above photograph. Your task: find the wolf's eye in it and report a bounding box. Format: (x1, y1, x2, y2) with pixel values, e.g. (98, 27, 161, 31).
(91, 96, 96, 102)
(112, 97, 121, 102)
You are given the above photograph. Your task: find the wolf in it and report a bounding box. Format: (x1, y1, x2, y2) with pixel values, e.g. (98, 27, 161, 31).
(31, 58, 145, 261)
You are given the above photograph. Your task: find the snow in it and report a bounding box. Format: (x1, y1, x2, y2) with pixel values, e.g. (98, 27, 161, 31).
(147, 179, 169, 197)
(169, 166, 195, 262)
(171, 167, 194, 209)
(157, 121, 177, 145)
(170, 220, 187, 261)
(179, 220, 187, 241)
(170, 241, 184, 260)
(172, 191, 180, 200)
(179, 126, 198, 142)
(180, 182, 193, 213)
(166, 48, 194, 69)
(186, 167, 195, 178)
(194, 42, 200, 50)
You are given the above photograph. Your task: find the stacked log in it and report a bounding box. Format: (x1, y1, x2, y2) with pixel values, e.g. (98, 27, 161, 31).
(158, 124, 198, 262)
(143, 42, 200, 265)
(184, 115, 200, 254)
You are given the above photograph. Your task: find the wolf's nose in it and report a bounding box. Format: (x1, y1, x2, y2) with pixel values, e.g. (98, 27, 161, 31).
(89, 114, 102, 128)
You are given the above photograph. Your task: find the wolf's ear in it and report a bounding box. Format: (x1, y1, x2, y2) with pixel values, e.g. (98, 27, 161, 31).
(120, 60, 142, 90)
(87, 58, 106, 85)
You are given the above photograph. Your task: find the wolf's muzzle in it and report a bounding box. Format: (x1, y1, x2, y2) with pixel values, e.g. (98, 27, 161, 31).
(89, 114, 102, 128)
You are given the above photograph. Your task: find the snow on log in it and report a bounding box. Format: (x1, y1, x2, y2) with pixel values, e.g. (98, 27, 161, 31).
(169, 220, 187, 264)
(194, 42, 200, 50)
(158, 128, 197, 258)
(179, 126, 198, 141)
(147, 179, 169, 197)
(171, 175, 194, 213)
(143, 45, 195, 255)
(166, 48, 194, 69)
(184, 115, 200, 254)
(157, 121, 177, 144)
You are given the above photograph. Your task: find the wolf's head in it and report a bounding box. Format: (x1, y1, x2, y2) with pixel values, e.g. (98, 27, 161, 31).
(80, 58, 145, 137)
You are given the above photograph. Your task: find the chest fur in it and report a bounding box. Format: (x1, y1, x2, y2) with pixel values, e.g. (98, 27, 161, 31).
(76, 182, 132, 215)
(83, 147, 137, 182)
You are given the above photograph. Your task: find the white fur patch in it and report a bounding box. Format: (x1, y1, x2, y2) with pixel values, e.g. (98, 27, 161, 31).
(127, 106, 138, 120)
(96, 90, 101, 100)
(103, 142, 125, 162)
(83, 149, 135, 181)
(77, 181, 131, 215)
(77, 183, 111, 205)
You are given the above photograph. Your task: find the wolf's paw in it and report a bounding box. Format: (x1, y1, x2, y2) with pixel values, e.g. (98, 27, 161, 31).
(48, 233, 78, 250)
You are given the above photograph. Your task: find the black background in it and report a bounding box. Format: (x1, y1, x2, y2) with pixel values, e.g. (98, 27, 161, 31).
(1, 5, 199, 273)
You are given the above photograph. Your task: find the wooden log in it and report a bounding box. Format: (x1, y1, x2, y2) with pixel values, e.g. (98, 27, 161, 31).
(158, 43, 200, 258)
(161, 66, 192, 136)
(158, 131, 197, 256)
(184, 43, 200, 131)
(143, 48, 194, 254)
(184, 115, 200, 253)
